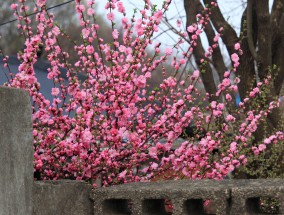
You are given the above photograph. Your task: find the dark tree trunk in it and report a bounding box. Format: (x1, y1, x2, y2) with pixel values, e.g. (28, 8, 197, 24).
(183, 0, 284, 116)
(184, 0, 217, 101)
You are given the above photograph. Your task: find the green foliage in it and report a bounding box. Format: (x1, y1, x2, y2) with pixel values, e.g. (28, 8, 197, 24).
(259, 197, 281, 214)
(231, 69, 284, 179)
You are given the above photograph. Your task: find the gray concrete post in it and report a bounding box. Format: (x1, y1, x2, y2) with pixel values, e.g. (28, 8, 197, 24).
(0, 87, 33, 215)
(33, 180, 94, 215)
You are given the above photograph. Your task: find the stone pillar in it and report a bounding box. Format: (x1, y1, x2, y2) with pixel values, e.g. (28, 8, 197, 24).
(0, 87, 33, 215)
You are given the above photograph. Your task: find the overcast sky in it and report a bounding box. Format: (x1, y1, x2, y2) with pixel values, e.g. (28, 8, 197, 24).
(97, 0, 247, 44)
(97, 0, 274, 47)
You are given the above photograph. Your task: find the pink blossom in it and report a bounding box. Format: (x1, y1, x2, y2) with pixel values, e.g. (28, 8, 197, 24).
(52, 26, 60, 36)
(225, 94, 232, 101)
(192, 70, 200, 78)
(87, 8, 94, 16)
(179, 58, 186, 64)
(82, 129, 93, 142)
(213, 33, 220, 42)
(149, 147, 157, 158)
(107, 12, 115, 21)
(217, 103, 224, 110)
(258, 144, 266, 151)
(253, 87, 260, 94)
(252, 147, 260, 155)
(136, 75, 146, 87)
(187, 24, 197, 33)
(117, 2, 125, 14)
(112, 29, 119, 39)
(76, 4, 85, 12)
(249, 91, 255, 98)
(82, 28, 90, 39)
(231, 53, 239, 63)
(234, 43, 240, 50)
(211, 101, 217, 109)
(244, 98, 249, 103)
(264, 138, 271, 144)
(224, 71, 230, 78)
(234, 77, 240, 84)
(86, 45, 94, 54)
(11, 3, 18, 10)
(51, 88, 59, 96)
(222, 78, 231, 87)
(153, 10, 163, 23)
(118, 170, 127, 179)
(226, 114, 235, 122)
(87, 0, 94, 6)
(151, 163, 158, 169)
(121, 17, 128, 28)
(164, 77, 176, 87)
(165, 47, 172, 55)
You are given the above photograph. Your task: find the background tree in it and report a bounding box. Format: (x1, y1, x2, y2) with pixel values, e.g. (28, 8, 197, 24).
(0, 1, 25, 54)
(178, 0, 284, 178)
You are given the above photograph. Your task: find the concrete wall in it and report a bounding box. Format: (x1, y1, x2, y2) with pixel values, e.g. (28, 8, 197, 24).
(33, 180, 93, 215)
(92, 179, 284, 215)
(0, 87, 33, 215)
(30, 179, 284, 215)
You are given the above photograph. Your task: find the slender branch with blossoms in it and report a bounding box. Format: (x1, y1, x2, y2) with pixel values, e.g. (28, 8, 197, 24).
(2, 0, 283, 186)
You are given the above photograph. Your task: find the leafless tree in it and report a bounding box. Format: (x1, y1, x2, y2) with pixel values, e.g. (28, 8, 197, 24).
(181, 0, 283, 129)
(180, 0, 284, 178)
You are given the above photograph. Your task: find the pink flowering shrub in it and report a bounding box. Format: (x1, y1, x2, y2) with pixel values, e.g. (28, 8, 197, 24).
(2, 0, 283, 186)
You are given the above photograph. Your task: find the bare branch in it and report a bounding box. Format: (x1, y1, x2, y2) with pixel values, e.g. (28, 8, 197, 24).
(247, 0, 257, 60)
(184, 0, 217, 100)
(236, 6, 257, 101)
(204, 21, 227, 80)
(256, 0, 272, 80)
(203, 0, 239, 57)
(271, 0, 284, 95)
(273, 15, 284, 95)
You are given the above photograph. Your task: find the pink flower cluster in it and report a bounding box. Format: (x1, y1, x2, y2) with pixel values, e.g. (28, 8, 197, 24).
(5, 0, 283, 186)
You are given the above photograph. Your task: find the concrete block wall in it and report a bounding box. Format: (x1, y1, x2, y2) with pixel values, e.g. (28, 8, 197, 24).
(230, 179, 284, 215)
(92, 179, 284, 215)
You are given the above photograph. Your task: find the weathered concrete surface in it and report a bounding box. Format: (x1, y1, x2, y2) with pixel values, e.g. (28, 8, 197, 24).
(92, 179, 284, 215)
(0, 87, 33, 215)
(92, 180, 231, 215)
(33, 180, 94, 215)
(230, 179, 284, 215)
